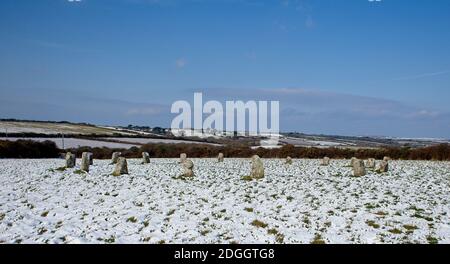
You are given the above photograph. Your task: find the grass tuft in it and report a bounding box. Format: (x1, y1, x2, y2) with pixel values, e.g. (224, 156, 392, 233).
(241, 176, 253, 181)
(366, 220, 380, 229)
(250, 220, 268, 228)
(126, 216, 138, 223)
(311, 234, 326, 244)
(388, 228, 403, 235)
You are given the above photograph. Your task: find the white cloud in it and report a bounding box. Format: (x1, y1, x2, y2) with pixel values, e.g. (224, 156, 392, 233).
(126, 107, 164, 116)
(394, 70, 450, 81)
(30, 39, 98, 53)
(244, 51, 257, 60)
(204, 87, 447, 121)
(305, 15, 314, 29)
(408, 110, 441, 119)
(175, 58, 187, 68)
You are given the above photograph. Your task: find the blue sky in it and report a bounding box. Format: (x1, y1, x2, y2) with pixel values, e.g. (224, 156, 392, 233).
(1, 0, 450, 137)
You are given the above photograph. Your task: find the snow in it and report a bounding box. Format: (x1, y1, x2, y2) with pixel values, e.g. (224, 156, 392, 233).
(280, 137, 348, 147)
(0, 158, 449, 244)
(0, 121, 135, 136)
(100, 137, 221, 146)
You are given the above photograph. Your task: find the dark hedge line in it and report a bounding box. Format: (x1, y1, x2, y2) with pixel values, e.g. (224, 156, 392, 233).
(2, 139, 450, 161)
(0, 140, 60, 158)
(68, 143, 450, 161)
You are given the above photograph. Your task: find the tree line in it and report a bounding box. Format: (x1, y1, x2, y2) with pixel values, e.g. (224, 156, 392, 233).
(1, 139, 450, 161)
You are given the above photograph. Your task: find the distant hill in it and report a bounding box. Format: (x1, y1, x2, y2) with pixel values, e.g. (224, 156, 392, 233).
(1, 119, 448, 149)
(0, 119, 137, 136)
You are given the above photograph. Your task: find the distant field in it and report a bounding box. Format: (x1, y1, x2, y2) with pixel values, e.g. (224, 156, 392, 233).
(102, 137, 221, 146)
(280, 137, 347, 147)
(0, 121, 135, 136)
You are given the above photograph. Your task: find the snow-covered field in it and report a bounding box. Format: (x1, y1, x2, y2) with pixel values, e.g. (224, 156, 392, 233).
(0, 158, 449, 244)
(0, 121, 134, 135)
(100, 137, 221, 146)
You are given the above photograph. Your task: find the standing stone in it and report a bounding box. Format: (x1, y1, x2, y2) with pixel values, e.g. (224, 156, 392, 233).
(285, 156, 293, 165)
(181, 159, 194, 178)
(352, 159, 366, 177)
(350, 157, 358, 167)
(81, 152, 90, 172)
(218, 153, 224, 162)
(111, 152, 121, 164)
(321, 157, 330, 166)
(142, 152, 150, 164)
(383, 156, 391, 162)
(112, 157, 128, 176)
(65, 152, 76, 168)
(376, 161, 389, 173)
(365, 158, 376, 169)
(250, 155, 265, 179)
(180, 153, 187, 163)
(88, 152, 94, 165)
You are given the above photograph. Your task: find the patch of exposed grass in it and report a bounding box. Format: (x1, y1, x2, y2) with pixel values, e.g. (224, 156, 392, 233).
(311, 234, 326, 244)
(172, 175, 193, 181)
(73, 169, 86, 175)
(267, 228, 278, 235)
(374, 211, 388, 216)
(275, 233, 285, 243)
(266, 228, 284, 243)
(403, 225, 418, 231)
(366, 220, 380, 229)
(244, 208, 254, 212)
(409, 206, 425, 212)
(427, 236, 439, 244)
(167, 209, 176, 216)
(412, 213, 434, 222)
(200, 229, 211, 236)
(37, 227, 47, 235)
(388, 228, 403, 235)
(302, 217, 310, 225)
(241, 176, 253, 181)
(133, 201, 143, 207)
(103, 236, 116, 243)
(41, 211, 49, 217)
(250, 220, 268, 228)
(55, 221, 63, 229)
(126, 216, 138, 223)
(55, 166, 66, 172)
(365, 203, 379, 209)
